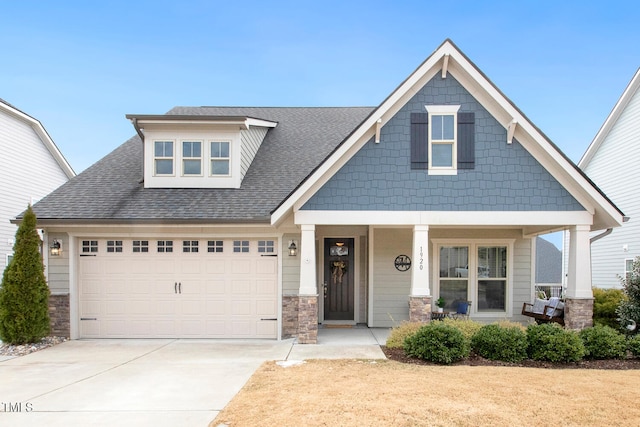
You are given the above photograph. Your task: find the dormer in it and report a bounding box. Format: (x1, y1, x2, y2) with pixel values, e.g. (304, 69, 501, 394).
(126, 114, 278, 188)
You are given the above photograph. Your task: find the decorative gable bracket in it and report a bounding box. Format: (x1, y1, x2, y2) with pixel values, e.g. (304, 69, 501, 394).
(507, 119, 517, 145)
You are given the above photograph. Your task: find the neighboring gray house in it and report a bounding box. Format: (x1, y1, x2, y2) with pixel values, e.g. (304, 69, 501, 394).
(573, 68, 640, 288)
(26, 40, 623, 343)
(535, 236, 562, 297)
(0, 99, 75, 271)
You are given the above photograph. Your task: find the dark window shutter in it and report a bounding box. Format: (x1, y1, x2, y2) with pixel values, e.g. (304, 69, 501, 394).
(411, 112, 429, 170)
(457, 112, 475, 170)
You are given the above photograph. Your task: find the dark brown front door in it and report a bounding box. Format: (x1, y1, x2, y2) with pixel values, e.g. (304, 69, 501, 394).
(324, 238, 354, 321)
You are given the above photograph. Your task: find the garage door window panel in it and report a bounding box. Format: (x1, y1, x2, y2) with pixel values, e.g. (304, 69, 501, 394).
(183, 240, 199, 253)
(107, 240, 123, 253)
(208, 240, 223, 253)
(157, 240, 173, 253)
(258, 240, 274, 253)
(133, 241, 149, 253)
(233, 240, 249, 253)
(82, 240, 98, 253)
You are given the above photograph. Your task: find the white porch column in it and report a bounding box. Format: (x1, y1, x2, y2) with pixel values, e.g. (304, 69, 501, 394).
(566, 225, 593, 298)
(411, 225, 430, 296)
(299, 224, 317, 295)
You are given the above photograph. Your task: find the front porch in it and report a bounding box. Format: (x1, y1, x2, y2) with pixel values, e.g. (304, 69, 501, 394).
(285, 223, 595, 344)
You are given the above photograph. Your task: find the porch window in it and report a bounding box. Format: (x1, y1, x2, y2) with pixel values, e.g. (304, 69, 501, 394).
(439, 246, 469, 311)
(477, 246, 507, 312)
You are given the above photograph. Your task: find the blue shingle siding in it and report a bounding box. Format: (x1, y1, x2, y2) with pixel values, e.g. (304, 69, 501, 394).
(302, 74, 584, 212)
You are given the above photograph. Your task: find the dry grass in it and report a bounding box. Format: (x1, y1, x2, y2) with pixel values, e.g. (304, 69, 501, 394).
(211, 359, 640, 427)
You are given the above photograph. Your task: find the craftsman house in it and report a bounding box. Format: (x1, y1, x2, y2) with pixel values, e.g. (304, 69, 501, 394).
(572, 68, 639, 288)
(27, 40, 623, 343)
(0, 99, 74, 272)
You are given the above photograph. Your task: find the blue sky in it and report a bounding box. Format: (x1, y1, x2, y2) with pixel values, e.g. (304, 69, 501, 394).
(2, 1, 639, 247)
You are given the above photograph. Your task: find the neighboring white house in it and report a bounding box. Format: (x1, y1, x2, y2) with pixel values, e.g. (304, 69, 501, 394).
(569, 69, 640, 288)
(0, 99, 75, 271)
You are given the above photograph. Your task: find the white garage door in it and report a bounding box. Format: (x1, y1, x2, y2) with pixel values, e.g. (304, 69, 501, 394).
(78, 238, 278, 339)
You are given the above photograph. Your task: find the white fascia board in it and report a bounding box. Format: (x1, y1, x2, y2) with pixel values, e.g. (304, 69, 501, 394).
(0, 102, 75, 178)
(447, 54, 623, 228)
(271, 45, 448, 225)
(294, 210, 593, 227)
(579, 68, 640, 168)
(245, 118, 278, 128)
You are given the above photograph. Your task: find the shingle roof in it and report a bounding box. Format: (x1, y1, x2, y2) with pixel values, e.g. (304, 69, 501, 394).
(30, 107, 374, 223)
(535, 236, 562, 284)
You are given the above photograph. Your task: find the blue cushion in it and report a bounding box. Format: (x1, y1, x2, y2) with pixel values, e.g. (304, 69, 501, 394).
(457, 302, 469, 314)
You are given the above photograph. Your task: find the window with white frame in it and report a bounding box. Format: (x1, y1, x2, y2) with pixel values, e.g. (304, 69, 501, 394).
(435, 241, 511, 315)
(82, 240, 98, 253)
(183, 240, 199, 253)
(210, 141, 230, 176)
(426, 105, 459, 171)
(233, 240, 249, 253)
(182, 141, 202, 176)
(132, 240, 149, 253)
(258, 240, 275, 253)
(107, 240, 123, 253)
(207, 240, 223, 253)
(154, 141, 174, 175)
(625, 258, 635, 282)
(157, 240, 173, 253)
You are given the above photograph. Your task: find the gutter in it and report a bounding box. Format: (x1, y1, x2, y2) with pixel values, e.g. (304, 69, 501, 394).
(130, 118, 145, 141)
(589, 216, 630, 244)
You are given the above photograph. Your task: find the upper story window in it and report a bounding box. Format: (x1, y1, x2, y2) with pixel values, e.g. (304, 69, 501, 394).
(154, 141, 174, 175)
(210, 141, 230, 176)
(410, 106, 474, 174)
(182, 141, 202, 176)
(426, 105, 459, 173)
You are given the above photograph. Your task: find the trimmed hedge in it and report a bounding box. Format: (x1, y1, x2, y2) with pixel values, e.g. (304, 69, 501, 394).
(579, 325, 627, 360)
(403, 323, 470, 365)
(386, 322, 424, 349)
(471, 324, 528, 362)
(526, 323, 585, 363)
(628, 335, 640, 357)
(440, 318, 483, 340)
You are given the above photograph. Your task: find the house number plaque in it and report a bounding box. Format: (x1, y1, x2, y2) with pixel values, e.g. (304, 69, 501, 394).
(394, 255, 411, 271)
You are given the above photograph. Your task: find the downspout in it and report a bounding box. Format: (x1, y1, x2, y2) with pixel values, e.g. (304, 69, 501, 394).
(130, 118, 146, 184)
(589, 228, 612, 244)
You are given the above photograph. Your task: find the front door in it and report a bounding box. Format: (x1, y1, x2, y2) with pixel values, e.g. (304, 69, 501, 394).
(323, 238, 354, 321)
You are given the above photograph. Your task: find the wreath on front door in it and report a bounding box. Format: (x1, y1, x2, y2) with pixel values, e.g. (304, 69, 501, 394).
(332, 261, 347, 286)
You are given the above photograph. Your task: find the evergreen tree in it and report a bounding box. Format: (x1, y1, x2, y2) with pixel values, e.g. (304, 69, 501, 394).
(0, 205, 50, 343)
(617, 256, 640, 336)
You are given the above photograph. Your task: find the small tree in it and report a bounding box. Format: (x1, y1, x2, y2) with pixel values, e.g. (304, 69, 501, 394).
(617, 257, 640, 336)
(0, 205, 50, 344)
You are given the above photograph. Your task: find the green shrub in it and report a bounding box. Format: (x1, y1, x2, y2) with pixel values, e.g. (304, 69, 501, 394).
(403, 323, 470, 365)
(493, 319, 527, 333)
(440, 318, 483, 340)
(593, 288, 626, 329)
(0, 205, 50, 344)
(579, 325, 627, 359)
(628, 335, 640, 357)
(617, 257, 640, 335)
(386, 322, 424, 349)
(471, 324, 528, 362)
(526, 323, 585, 363)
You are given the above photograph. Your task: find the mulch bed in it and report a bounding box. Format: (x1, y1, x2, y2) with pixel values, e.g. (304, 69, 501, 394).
(382, 346, 640, 370)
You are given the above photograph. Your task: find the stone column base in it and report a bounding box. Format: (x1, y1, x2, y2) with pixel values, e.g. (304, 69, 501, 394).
(564, 298, 594, 330)
(409, 296, 432, 323)
(298, 295, 318, 344)
(282, 295, 299, 339)
(49, 294, 70, 337)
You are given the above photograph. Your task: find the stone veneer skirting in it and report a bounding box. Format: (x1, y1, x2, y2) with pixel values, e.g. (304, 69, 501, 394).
(409, 296, 433, 323)
(297, 295, 318, 344)
(564, 298, 594, 330)
(48, 294, 70, 337)
(282, 295, 299, 339)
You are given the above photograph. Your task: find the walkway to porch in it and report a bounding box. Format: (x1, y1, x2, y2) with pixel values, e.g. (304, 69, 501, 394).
(287, 325, 390, 360)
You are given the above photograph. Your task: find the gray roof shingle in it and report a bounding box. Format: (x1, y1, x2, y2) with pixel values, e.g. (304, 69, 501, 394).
(31, 107, 374, 223)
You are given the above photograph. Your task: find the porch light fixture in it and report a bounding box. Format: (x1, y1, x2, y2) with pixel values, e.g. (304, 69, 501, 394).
(50, 239, 62, 257)
(288, 240, 298, 256)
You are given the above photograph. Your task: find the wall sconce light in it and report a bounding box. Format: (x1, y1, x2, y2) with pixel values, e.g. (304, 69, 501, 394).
(288, 240, 298, 256)
(50, 239, 62, 256)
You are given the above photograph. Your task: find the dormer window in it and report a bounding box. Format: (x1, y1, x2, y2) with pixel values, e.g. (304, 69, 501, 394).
(154, 141, 174, 175)
(210, 141, 230, 176)
(129, 114, 277, 189)
(182, 141, 202, 176)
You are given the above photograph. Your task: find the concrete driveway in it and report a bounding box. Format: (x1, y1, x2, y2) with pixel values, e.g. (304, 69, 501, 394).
(0, 339, 294, 427)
